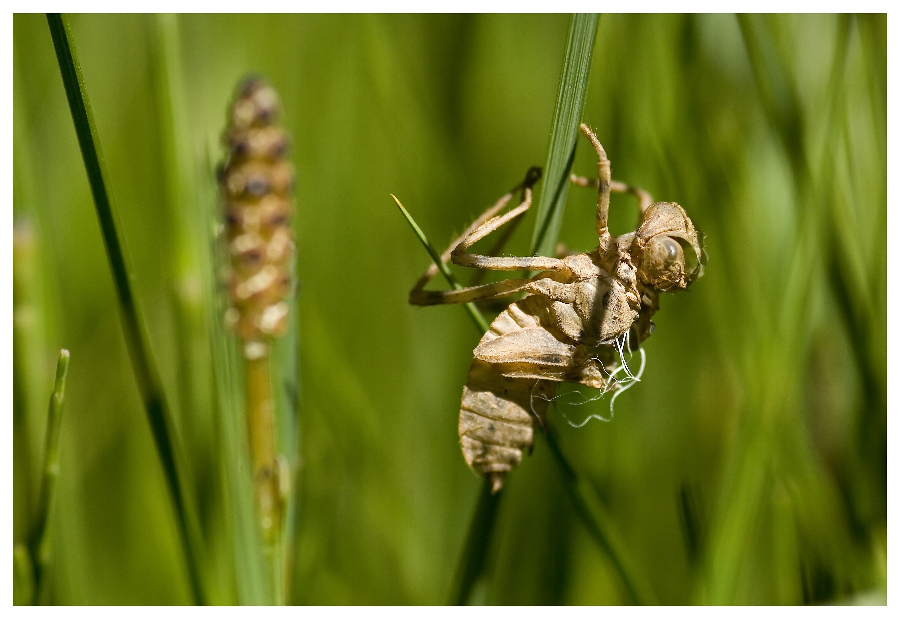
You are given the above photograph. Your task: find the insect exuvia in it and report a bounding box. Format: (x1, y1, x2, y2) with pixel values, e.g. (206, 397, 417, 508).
(403, 124, 705, 493)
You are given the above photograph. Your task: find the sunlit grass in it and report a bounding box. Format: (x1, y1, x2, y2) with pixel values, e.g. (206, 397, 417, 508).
(12, 13, 885, 605)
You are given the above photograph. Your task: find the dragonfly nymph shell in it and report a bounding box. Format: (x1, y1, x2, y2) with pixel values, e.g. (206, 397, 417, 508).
(403, 124, 705, 493)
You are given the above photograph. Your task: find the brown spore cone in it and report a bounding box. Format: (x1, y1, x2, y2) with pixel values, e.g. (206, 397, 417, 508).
(220, 76, 295, 349)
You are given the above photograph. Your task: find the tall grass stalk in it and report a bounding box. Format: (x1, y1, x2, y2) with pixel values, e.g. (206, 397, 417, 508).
(531, 13, 598, 257)
(278, 258, 302, 604)
(530, 16, 654, 602)
(458, 14, 602, 603)
(46, 13, 206, 604)
(149, 14, 240, 604)
(542, 429, 654, 604)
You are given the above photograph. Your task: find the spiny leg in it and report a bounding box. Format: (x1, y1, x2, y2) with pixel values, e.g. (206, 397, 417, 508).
(409, 167, 575, 307)
(450, 186, 570, 273)
(474, 229, 572, 313)
(408, 167, 541, 301)
(411, 275, 536, 307)
(467, 199, 529, 287)
(411, 268, 579, 307)
(579, 123, 613, 246)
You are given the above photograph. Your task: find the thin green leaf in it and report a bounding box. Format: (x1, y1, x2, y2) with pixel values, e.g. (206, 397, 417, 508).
(29, 350, 69, 604)
(449, 482, 503, 605)
(543, 429, 655, 604)
(45, 13, 205, 605)
(517, 11, 655, 606)
(392, 194, 489, 333)
(531, 13, 599, 257)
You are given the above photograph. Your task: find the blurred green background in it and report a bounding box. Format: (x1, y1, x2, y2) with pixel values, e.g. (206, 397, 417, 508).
(13, 14, 885, 605)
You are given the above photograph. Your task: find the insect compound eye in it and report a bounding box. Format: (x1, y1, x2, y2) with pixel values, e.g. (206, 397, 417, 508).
(639, 235, 686, 290)
(657, 236, 681, 264)
(635, 201, 705, 288)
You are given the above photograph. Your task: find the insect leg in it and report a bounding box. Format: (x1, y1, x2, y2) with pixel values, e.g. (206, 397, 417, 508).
(450, 186, 571, 273)
(577, 123, 613, 246)
(409, 192, 515, 299)
(410, 276, 536, 306)
(570, 175, 654, 214)
(408, 167, 543, 301)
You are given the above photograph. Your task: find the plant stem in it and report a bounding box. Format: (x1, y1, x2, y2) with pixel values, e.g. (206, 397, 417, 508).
(542, 428, 655, 604)
(277, 274, 302, 604)
(244, 353, 285, 604)
(46, 13, 205, 604)
(523, 13, 659, 604)
(449, 482, 503, 605)
(30, 349, 70, 604)
(398, 14, 638, 605)
(13, 545, 35, 606)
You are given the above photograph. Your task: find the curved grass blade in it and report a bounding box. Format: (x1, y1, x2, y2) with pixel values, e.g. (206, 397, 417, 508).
(531, 13, 599, 257)
(46, 13, 205, 604)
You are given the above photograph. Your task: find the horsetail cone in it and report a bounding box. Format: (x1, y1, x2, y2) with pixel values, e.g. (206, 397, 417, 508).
(221, 77, 294, 356)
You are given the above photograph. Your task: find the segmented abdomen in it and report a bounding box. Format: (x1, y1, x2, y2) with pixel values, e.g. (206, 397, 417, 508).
(459, 299, 556, 494)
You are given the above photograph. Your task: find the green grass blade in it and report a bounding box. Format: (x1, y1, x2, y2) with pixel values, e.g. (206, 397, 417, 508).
(449, 482, 503, 605)
(519, 11, 655, 605)
(45, 13, 205, 605)
(392, 194, 489, 333)
(30, 349, 69, 604)
(278, 236, 302, 605)
(531, 13, 598, 257)
(543, 429, 655, 604)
